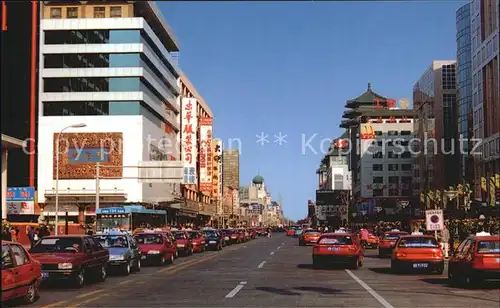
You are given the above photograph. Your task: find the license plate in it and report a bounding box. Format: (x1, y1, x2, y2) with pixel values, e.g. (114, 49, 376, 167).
(209, 241, 216, 244)
(413, 263, 428, 268)
(141, 255, 146, 260)
(41, 272, 49, 279)
(328, 247, 339, 251)
(496, 258, 500, 263)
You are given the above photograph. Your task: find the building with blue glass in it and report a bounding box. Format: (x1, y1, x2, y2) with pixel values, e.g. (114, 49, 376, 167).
(37, 1, 183, 221)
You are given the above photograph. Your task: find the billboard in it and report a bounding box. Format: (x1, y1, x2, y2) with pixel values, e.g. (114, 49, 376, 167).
(199, 117, 213, 193)
(315, 190, 349, 205)
(181, 98, 198, 185)
(212, 139, 223, 198)
(7, 187, 35, 215)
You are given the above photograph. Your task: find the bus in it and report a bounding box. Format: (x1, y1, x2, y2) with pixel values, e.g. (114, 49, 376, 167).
(96, 205, 167, 233)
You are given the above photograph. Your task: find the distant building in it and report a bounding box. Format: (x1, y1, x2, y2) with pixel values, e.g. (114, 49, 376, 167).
(414, 61, 459, 194)
(222, 149, 240, 189)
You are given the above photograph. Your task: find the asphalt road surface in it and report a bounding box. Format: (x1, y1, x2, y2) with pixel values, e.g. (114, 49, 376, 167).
(27, 234, 500, 307)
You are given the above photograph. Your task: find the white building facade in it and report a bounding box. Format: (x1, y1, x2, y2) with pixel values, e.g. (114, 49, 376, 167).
(37, 2, 182, 217)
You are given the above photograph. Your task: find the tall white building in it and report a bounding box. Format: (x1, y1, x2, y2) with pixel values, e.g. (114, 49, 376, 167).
(37, 2, 182, 221)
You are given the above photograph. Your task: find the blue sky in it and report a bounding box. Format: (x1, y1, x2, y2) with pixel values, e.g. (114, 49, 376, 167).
(159, 1, 468, 221)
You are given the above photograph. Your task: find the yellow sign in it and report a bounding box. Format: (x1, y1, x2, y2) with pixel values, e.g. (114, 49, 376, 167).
(420, 192, 425, 203)
(481, 177, 487, 191)
(495, 174, 500, 188)
(360, 123, 375, 139)
(399, 99, 409, 110)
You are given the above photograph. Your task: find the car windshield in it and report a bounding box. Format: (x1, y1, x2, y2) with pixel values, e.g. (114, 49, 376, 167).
(30, 237, 83, 253)
(203, 230, 217, 237)
(188, 232, 199, 239)
(319, 236, 353, 245)
(477, 240, 500, 253)
(95, 235, 128, 248)
(398, 237, 439, 248)
(134, 234, 163, 244)
(383, 233, 406, 240)
(173, 232, 187, 240)
(305, 230, 320, 234)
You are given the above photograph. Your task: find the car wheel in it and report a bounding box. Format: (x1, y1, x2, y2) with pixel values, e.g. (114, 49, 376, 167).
(435, 266, 444, 275)
(134, 259, 141, 272)
(22, 282, 39, 304)
(123, 262, 131, 276)
(99, 264, 107, 281)
(74, 268, 85, 288)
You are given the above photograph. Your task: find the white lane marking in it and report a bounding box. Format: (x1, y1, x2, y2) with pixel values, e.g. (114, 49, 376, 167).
(270, 251, 275, 255)
(225, 281, 247, 298)
(281, 242, 285, 245)
(277, 246, 282, 250)
(345, 270, 395, 308)
(257, 261, 266, 268)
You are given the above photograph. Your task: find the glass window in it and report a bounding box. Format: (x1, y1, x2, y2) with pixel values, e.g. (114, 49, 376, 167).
(401, 151, 412, 159)
(388, 131, 398, 136)
(30, 237, 84, 253)
(44, 53, 141, 69)
(476, 241, 499, 253)
(388, 176, 398, 184)
(109, 101, 141, 115)
(373, 176, 383, 184)
(388, 151, 398, 159)
(44, 30, 141, 45)
(373, 189, 384, 197)
(67, 7, 78, 18)
(401, 164, 412, 171)
(373, 164, 383, 171)
(400, 131, 412, 136)
(94, 7, 106, 18)
(50, 8, 62, 19)
(375, 131, 383, 136)
(318, 236, 353, 245)
(388, 164, 399, 171)
(110, 6, 122, 18)
(10, 245, 30, 266)
(1, 245, 14, 268)
(372, 152, 383, 159)
(398, 237, 439, 248)
(44, 77, 140, 92)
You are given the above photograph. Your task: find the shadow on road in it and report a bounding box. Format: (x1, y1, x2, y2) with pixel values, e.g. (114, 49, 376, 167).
(368, 267, 395, 275)
(256, 286, 343, 297)
(421, 277, 500, 290)
(297, 264, 347, 270)
(256, 287, 300, 296)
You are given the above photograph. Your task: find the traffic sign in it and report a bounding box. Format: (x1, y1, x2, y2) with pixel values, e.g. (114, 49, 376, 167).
(425, 209, 444, 231)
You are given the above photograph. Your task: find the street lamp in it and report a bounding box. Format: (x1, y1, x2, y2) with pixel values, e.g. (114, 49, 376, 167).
(55, 123, 87, 235)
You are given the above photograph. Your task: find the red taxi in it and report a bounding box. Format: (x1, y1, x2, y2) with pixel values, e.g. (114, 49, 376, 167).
(378, 231, 409, 257)
(159, 230, 179, 258)
(391, 235, 444, 274)
(188, 231, 206, 253)
(287, 227, 297, 237)
(448, 234, 500, 285)
(2, 241, 41, 304)
(366, 233, 380, 249)
(312, 233, 364, 269)
(134, 232, 175, 265)
(172, 230, 194, 256)
(299, 229, 321, 246)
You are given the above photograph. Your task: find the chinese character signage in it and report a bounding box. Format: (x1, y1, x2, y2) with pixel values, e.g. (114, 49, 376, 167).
(360, 123, 375, 139)
(67, 148, 109, 163)
(6, 187, 35, 215)
(181, 98, 198, 185)
(199, 117, 213, 193)
(212, 139, 223, 198)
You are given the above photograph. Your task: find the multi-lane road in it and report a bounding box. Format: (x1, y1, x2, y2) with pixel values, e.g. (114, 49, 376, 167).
(30, 234, 499, 308)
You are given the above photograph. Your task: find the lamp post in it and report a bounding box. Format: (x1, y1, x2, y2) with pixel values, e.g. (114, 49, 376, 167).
(55, 123, 87, 235)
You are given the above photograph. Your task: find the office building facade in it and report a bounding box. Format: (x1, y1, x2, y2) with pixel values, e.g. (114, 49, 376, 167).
(222, 149, 240, 189)
(37, 1, 182, 222)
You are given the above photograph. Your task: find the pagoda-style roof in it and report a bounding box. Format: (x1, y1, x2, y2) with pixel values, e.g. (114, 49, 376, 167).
(342, 109, 362, 119)
(359, 109, 415, 118)
(345, 82, 389, 109)
(340, 119, 359, 128)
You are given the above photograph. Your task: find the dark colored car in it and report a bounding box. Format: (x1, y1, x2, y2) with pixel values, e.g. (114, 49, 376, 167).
(30, 235, 109, 288)
(202, 229, 224, 250)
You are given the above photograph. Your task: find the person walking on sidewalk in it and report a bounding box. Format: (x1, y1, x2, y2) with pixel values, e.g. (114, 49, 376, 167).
(27, 226, 36, 248)
(439, 224, 450, 259)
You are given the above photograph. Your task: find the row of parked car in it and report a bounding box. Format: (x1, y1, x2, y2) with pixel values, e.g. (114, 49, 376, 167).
(1, 227, 271, 306)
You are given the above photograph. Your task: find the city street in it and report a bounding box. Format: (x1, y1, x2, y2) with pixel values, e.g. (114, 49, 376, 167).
(29, 235, 500, 308)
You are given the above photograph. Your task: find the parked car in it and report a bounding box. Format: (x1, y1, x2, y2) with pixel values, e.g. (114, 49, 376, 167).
(188, 231, 206, 253)
(2, 241, 42, 304)
(202, 229, 224, 251)
(391, 235, 444, 274)
(159, 230, 179, 258)
(95, 230, 141, 275)
(30, 235, 109, 288)
(299, 229, 321, 246)
(172, 230, 194, 256)
(134, 232, 176, 265)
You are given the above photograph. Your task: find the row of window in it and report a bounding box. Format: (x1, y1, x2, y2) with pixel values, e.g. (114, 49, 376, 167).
(44, 30, 178, 88)
(372, 164, 413, 171)
(50, 6, 123, 19)
(372, 151, 412, 159)
(372, 189, 413, 197)
(42, 101, 165, 129)
(371, 140, 410, 146)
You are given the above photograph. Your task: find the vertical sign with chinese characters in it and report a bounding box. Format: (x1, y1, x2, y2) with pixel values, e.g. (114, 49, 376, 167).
(212, 139, 223, 198)
(181, 98, 198, 185)
(199, 117, 213, 193)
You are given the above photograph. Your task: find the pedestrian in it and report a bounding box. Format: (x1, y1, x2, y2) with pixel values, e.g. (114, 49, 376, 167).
(10, 226, 18, 242)
(439, 224, 450, 258)
(2, 225, 12, 241)
(27, 226, 36, 248)
(360, 225, 369, 248)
